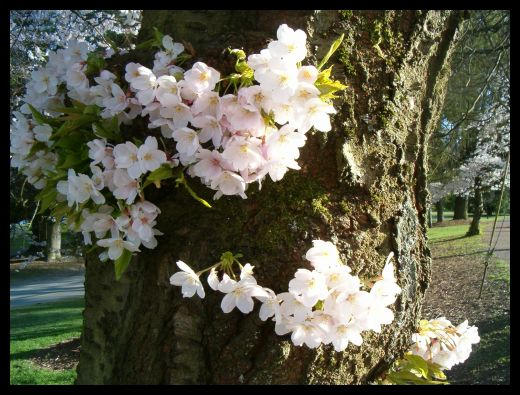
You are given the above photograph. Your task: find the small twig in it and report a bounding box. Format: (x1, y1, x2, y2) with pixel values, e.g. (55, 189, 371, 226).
(28, 200, 40, 231)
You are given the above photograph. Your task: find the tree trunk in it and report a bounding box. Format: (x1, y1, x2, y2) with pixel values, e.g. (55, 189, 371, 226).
(427, 207, 433, 228)
(436, 198, 444, 223)
(467, 177, 483, 236)
(46, 218, 61, 262)
(30, 213, 47, 245)
(484, 191, 494, 217)
(76, 10, 465, 384)
(453, 194, 468, 220)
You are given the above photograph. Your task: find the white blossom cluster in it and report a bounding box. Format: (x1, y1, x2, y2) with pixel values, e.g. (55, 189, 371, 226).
(55, 135, 169, 261)
(10, 23, 342, 265)
(170, 240, 402, 351)
(8, 35, 175, 262)
(428, 103, 509, 204)
(10, 111, 58, 189)
(410, 317, 480, 370)
(106, 23, 337, 200)
(10, 39, 93, 189)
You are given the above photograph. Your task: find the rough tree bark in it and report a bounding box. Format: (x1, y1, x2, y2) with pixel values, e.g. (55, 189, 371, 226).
(453, 194, 468, 220)
(435, 198, 444, 223)
(76, 10, 465, 384)
(467, 177, 483, 236)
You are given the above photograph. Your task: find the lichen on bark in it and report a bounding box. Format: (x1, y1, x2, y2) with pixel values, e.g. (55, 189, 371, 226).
(76, 10, 466, 384)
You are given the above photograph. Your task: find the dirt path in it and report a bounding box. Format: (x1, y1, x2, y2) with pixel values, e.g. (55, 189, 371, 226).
(10, 261, 85, 308)
(483, 218, 510, 262)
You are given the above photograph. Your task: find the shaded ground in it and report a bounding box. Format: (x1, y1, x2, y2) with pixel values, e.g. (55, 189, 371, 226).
(422, 219, 510, 385)
(483, 219, 510, 263)
(29, 338, 81, 371)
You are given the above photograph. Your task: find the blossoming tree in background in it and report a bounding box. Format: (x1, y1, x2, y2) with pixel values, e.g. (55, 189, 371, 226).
(10, 10, 142, 260)
(426, 10, 510, 229)
(427, 104, 509, 231)
(10, 10, 472, 384)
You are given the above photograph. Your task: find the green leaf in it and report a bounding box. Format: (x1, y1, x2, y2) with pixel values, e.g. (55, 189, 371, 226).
(114, 248, 133, 281)
(86, 244, 99, 255)
(427, 361, 447, 380)
(54, 131, 84, 150)
(153, 27, 164, 47)
(391, 370, 430, 384)
(317, 33, 345, 71)
(52, 202, 72, 218)
(105, 116, 120, 133)
(220, 251, 235, 265)
(261, 109, 276, 127)
(314, 65, 347, 102)
(92, 116, 121, 142)
(27, 103, 47, 124)
(92, 122, 119, 141)
(227, 48, 254, 87)
(131, 137, 143, 147)
(173, 71, 185, 81)
(47, 169, 67, 181)
(80, 145, 90, 161)
(57, 151, 86, 169)
(229, 48, 246, 61)
(86, 52, 106, 76)
(70, 99, 87, 112)
(35, 180, 56, 201)
(27, 141, 48, 157)
(176, 173, 212, 208)
(103, 32, 119, 51)
(83, 104, 101, 116)
(143, 164, 174, 188)
(135, 38, 156, 50)
(54, 114, 97, 138)
(404, 354, 429, 379)
(27, 104, 60, 127)
(38, 188, 57, 214)
(48, 106, 84, 115)
(317, 79, 348, 95)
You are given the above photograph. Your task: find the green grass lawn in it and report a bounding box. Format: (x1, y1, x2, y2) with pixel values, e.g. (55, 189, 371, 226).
(428, 216, 510, 280)
(433, 210, 508, 222)
(428, 223, 486, 252)
(10, 298, 84, 385)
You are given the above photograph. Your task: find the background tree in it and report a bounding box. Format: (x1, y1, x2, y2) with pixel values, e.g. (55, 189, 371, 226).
(10, 10, 142, 260)
(453, 194, 468, 220)
(426, 10, 510, 229)
(71, 10, 466, 384)
(10, 10, 141, 114)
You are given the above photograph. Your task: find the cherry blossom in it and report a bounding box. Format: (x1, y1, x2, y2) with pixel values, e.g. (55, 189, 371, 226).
(11, 24, 348, 270)
(410, 318, 480, 370)
(137, 136, 167, 173)
(96, 236, 140, 261)
(218, 274, 269, 314)
(169, 260, 205, 299)
(183, 62, 220, 93)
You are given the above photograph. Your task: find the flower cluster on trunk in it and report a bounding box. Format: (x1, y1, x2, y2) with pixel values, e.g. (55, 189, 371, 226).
(170, 240, 402, 351)
(10, 24, 345, 265)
